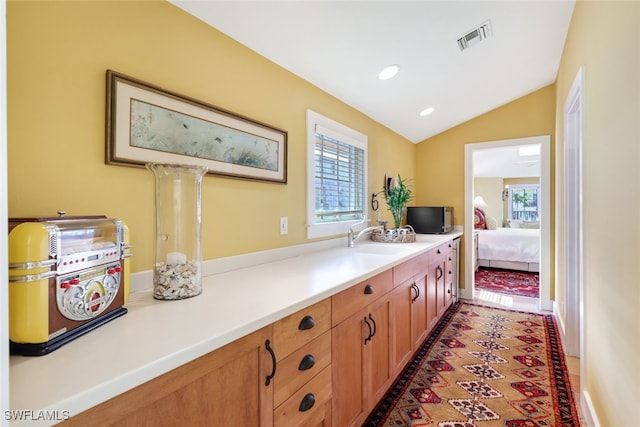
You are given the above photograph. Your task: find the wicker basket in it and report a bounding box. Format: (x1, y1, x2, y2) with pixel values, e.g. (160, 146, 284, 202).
(371, 226, 416, 244)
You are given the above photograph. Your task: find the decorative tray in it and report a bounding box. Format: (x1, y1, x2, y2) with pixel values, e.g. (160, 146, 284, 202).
(371, 225, 416, 244)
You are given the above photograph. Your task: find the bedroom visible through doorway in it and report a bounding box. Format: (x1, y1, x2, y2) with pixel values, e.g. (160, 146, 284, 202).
(463, 136, 551, 312)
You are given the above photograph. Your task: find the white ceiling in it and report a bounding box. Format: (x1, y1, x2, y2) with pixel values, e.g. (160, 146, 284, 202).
(170, 0, 574, 144)
(473, 144, 540, 178)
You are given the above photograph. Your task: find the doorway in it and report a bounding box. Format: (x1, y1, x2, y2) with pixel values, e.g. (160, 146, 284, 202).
(463, 136, 552, 312)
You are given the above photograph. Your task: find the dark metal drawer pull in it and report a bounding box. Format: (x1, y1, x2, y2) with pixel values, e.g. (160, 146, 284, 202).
(364, 316, 373, 344)
(364, 284, 374, 294)
(411, 283, 419, 303)
(298, 354, 316, 371)
(299, 393, 316, 412)
(265, 339, 276, 386)
(298, 315, 315, 330)
(368, 313, 377, 338)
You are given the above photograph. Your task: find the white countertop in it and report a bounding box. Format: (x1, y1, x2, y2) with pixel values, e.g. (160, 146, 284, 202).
(9, 232, 461, 425)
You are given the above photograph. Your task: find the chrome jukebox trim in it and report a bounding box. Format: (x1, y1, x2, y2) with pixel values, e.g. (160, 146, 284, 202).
(8, 259, 57, 270)
(8, 271, 58, 282)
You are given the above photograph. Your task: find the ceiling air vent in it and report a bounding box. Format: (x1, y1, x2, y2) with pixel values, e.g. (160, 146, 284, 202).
(457, 20, 493, 51)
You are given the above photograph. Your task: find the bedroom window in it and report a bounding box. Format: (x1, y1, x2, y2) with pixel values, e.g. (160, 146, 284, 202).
(306, 110, 368, 239)
(508, 184, 539, 221)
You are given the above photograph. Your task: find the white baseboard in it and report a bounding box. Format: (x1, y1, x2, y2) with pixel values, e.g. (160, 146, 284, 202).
(553, 301, 567, 338)
(582, 390, 601, 427)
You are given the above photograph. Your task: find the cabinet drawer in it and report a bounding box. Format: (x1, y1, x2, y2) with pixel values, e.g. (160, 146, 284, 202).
(274, 331, 331, 407)
(431, 241, 450, 265)
(274, 298, 331, 359)
(331, 269, 392, 326)
(393, 251, 429, 287)
(274, 365, 332, 427)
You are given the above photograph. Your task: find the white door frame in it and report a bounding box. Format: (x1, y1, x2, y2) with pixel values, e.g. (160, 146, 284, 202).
(562, 67, 585, 360)
(463, 136, 552, 312)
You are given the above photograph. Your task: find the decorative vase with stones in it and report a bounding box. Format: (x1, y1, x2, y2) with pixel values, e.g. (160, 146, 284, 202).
(147, 163, 207, 300)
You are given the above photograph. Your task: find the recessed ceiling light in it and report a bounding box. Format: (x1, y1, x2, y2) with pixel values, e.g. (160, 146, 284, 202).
(378, 64, 399, 80)
(419, 107, 435, 117)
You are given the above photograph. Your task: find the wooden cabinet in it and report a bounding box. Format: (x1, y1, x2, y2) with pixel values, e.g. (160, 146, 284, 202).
(273, 299, 332, 427)
(331, 271, 393, 427)
(445, 242, 455, 308)
(60, 237, 459, 427)
(61, 325, 275, 427)
(390, 252, 429, 375)
(431, 241, 453, 319)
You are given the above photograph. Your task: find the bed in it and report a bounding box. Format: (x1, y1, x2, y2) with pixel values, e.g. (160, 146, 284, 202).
(476, 227, 540, 272)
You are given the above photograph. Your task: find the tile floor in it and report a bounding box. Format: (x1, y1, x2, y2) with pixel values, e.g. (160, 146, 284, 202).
(463, 291, 586, 425)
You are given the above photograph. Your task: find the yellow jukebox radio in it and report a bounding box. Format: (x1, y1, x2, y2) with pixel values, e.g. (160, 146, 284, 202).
(8, 214, 132, 356)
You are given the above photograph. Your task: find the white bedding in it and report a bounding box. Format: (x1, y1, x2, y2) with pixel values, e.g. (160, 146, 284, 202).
(477, 227, 540, 264)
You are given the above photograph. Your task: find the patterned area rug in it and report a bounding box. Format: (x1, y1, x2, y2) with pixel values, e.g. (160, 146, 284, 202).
(475, 268, 540, 298)
(364, 303, 580, 426)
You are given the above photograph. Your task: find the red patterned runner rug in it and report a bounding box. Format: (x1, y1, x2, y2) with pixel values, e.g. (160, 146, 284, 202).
(475, 268, 540, 298)
(364, 303, 580, 426)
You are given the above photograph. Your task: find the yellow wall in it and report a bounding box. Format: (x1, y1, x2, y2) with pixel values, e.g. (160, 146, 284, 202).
(554, 0, 640, 424)
(6, 1, 415, 273)
(415, 85, 556, 291)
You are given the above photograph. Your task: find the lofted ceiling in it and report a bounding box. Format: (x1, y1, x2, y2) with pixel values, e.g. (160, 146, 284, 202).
(170, 0, 575, 144)
(473, 144, 541, 178)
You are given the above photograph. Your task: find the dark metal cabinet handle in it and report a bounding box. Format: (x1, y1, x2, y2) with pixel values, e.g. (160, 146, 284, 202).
(436, 265, 443, 280)
(265, 339, 276, 386)
(411, 283, 419, 303)
(298, 315, 315, 330)
(437, 249, 441, 254)
(364, 316, 373, 344)
(368, 313, 377, 339)
(298, 354, 316, 371)
(364, 284, 374, 294)
(298, 393, 316, 412)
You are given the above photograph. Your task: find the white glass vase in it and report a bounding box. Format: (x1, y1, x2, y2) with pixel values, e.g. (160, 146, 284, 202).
(147, 163, 207, 300)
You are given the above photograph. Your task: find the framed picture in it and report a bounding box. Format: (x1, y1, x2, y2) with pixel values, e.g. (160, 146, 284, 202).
(106, 70, 287, 183)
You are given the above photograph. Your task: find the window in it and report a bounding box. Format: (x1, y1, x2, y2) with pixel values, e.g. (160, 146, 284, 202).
(508, 184, 540, 221)
(306, 110, 367, 239)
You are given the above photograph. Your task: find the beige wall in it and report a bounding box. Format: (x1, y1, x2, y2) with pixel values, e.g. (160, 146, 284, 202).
(554, 1, 640, 425)
(415, 85, 556, 291)
(473, 178, 503, 224)
(6, 1, 415, 273)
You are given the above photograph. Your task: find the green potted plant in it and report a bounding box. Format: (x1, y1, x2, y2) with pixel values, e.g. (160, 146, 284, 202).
(383, 174, 413, 229)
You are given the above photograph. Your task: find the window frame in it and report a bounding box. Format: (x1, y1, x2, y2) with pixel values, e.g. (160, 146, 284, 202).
(507, 183, 540, 221)
(306, 109, 368, 239)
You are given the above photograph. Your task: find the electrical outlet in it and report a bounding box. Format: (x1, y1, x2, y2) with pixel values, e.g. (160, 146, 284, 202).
(280, 217, 288, 235)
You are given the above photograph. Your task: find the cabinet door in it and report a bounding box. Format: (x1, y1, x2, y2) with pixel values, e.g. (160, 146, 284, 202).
(426, 262, 438, 332)
(412, 275, 428, 349)
(61, 326, 274, 427)
(432, 245, 448, 319)
(391, 282, 413, 375)
(331, 306, 367, 427)
(366, 293, 393, 407)
(331, 294, 393, 427)
(445, 248, 454, 308)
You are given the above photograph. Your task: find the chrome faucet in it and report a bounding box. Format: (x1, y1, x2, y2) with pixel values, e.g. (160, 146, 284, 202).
(347, 219, 383, 248)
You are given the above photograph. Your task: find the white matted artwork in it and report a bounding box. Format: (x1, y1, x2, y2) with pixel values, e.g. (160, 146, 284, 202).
(106, 70, 287, 183)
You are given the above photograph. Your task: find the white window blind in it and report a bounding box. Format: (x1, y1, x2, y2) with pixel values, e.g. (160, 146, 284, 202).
(314, 124, 365, 223)
(306, 110, 368, 239)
